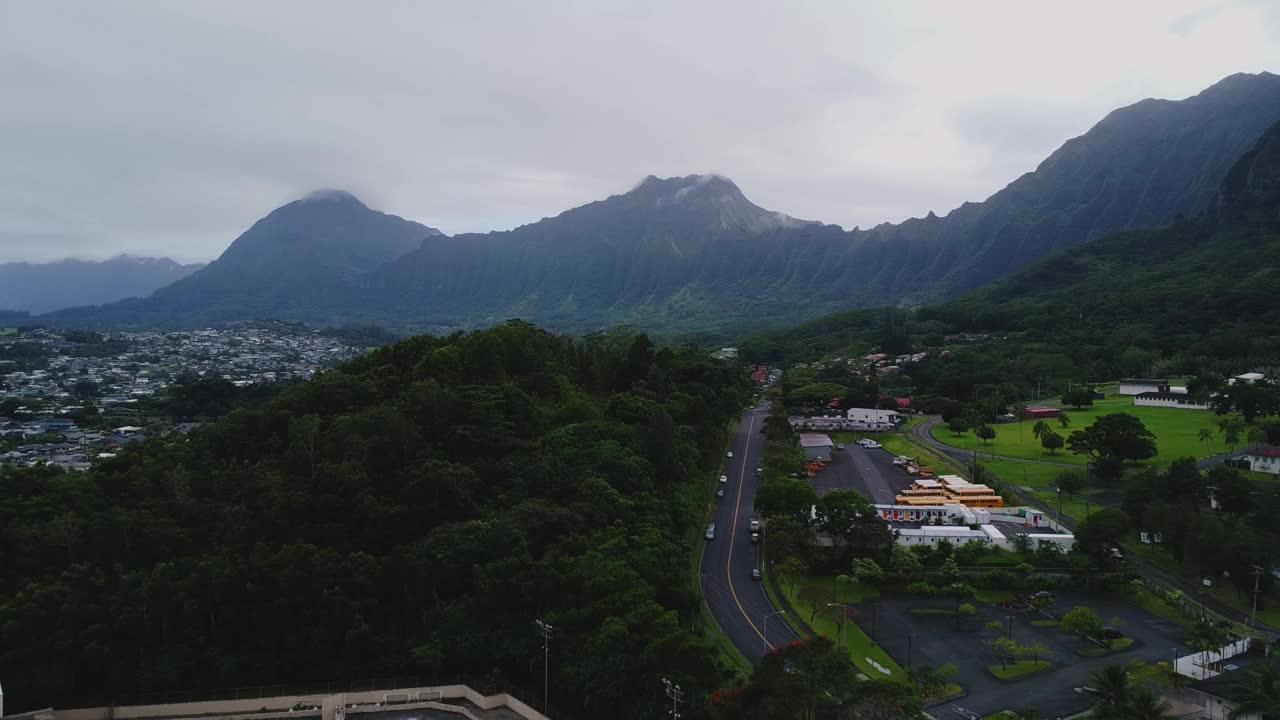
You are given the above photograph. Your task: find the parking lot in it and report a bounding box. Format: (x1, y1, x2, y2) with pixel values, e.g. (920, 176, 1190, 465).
(810, 444, 913, 503)
(853, 591, 1188, 718)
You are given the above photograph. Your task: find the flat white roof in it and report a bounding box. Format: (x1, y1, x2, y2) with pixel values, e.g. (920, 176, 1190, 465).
(799, 433, 834, 448)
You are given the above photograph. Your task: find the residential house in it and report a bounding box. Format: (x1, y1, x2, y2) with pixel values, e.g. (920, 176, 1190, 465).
(1245, 446, 1280, 475)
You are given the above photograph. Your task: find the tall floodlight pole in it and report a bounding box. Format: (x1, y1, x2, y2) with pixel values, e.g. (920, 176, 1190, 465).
(1251, 565, 1265, 629)
(536, 619, 554, 715)
(662, 678, 684, 720)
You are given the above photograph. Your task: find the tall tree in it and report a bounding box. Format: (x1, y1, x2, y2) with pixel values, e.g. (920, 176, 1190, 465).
(1067, 413, 1157, 480)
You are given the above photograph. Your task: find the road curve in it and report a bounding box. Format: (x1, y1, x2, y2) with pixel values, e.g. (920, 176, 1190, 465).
(699, 401, 797, 663)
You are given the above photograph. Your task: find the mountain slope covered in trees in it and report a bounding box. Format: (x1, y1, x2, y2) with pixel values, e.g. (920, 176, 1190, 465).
(741, 117, 1280, 397)
(0, 321, 749, 717)
(44, 73, 1280, 336)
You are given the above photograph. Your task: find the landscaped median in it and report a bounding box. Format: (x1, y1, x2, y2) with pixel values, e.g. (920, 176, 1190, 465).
(770, 572, 906, 682)
(988, 659, 1053, 680)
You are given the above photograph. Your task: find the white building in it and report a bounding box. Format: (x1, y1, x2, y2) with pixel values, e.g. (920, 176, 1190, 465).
(1232, 372, 1266, 385)
(799, 433, 833, 462)
(1134, 391, 1211, 410)
(845, 407, 900, 426)
(872, 503, 1074, 551)
(1245, 446, 1280, 475)
(1119, 379, 1169, 395)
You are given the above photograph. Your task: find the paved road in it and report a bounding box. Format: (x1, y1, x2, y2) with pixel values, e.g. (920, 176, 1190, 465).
(912, 415, 1279, 637)
(699, 402, 796, 662)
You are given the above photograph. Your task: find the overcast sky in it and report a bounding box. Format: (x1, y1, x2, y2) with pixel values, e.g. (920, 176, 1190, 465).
(2, 1, 1279, 262)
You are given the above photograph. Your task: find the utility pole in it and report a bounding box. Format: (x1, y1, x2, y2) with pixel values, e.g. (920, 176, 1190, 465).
(1251, 565, 1265, 629)
(536, 619, 554, 716)
(662, 678, 684, 720)
(1056, 485, 1063, 527)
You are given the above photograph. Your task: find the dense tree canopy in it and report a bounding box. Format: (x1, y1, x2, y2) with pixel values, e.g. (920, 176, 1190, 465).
(0, 321, 750, 717)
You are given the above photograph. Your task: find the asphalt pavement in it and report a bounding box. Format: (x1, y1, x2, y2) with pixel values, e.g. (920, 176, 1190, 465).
(812, 444, 912, 503)
(866, 591, 1188, 719)
(699, 401, 797, 663)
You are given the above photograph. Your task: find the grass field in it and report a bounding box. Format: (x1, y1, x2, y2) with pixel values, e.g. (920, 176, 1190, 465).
(988, 660, 1052, 680)
(931, 397, 1221, 466)
(782, 575, 904, 681)
(0, 328, 16, 336)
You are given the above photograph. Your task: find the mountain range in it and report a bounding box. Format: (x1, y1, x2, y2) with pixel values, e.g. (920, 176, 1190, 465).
(0, 255, 204, 315)
(35, 71, 1280, 336)
(742, 114, 1280, 369)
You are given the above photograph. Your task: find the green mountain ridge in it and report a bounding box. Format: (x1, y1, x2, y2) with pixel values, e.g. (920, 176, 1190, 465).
(742, 116, 1280, 375)
(41, 72, 1280, 336)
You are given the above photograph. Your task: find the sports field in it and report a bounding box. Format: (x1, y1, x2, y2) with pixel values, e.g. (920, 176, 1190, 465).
(930, 396, 1222, 466)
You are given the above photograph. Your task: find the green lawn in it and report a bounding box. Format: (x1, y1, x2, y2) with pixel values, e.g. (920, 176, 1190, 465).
(988, 660, 1053, 680)
(932, 397, 1221, 466)
(1245, 469, 1280, 483)
(1078, 637, 1134, 657)
(1123, 586, 1197, 630)
(975, 588, 1017, 602)
(909, 607, 955, 615)
(1128, 660, 1176, 687)
(781, 575, 904, 681)
(0, 328, 16, 336)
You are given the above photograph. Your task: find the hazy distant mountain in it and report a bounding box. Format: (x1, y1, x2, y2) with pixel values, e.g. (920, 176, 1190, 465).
(44, 72, 1280, 335)
(0, 255, 204, 314)
(48, 190, 440, 327)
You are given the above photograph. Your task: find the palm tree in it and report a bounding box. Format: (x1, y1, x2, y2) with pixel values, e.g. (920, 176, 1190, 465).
(1014, 405, 1031, 442)
(1229, 663, 1280, 720)
(1089, 664, 1131, 718)
(1220, 417, 1245, 453)
(1188, 618, 1232, 673)
(1249, 426, 1269, 451)
(1032, 420, 1051, 441)
(1126, 686, 1176, 720)
(1199, 428, 1215, 455)
(1057, 410, 1071, 429)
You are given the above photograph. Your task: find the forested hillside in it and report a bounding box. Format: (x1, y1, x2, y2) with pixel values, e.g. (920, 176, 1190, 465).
(741, 117, 1280, 401)
(0, 321, 749, 717)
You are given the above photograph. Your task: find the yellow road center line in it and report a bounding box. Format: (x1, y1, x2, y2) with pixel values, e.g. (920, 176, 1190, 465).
(724, 411, 774, 651)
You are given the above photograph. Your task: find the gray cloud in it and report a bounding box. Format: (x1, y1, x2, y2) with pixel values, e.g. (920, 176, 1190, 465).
(1, 0, 1278, 262)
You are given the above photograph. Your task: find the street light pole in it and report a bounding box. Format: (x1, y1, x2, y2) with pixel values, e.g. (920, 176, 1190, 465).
(907, 633, 915, 670)
(1006, 615, 1014, 642)
(661, 678, 683, 720)
(871, 600, 878, 645)
(763, 611, 786, 654)
(826, 603, 849, 648)
(535, 619, 554, 716)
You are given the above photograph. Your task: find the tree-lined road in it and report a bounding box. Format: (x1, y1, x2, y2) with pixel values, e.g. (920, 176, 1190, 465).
(699, 402, 796, 662)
